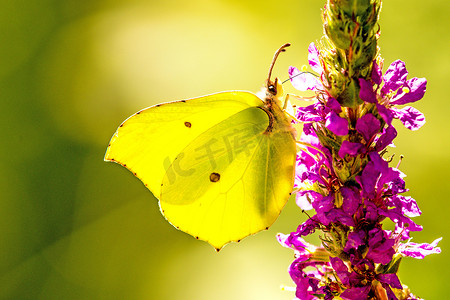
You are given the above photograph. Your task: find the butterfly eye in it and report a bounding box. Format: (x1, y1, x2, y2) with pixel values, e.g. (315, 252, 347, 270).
(268, 84, 277, 95)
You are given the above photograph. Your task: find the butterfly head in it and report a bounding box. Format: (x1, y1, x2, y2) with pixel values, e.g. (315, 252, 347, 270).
(264, 76, 285, 107)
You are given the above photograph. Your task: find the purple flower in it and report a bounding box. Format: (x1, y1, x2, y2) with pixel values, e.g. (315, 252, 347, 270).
(391, 106, 426, 131)
(338, 141, 365, 158)
(381, 61, 427, 105)
(295, 133, 322, 176)
(294, 130, 333, 205)
(386, 195, 421, 218)
(375, 125, 397, 150)
(359, 60, 427, 131)
(288, 258, 329, 299)
(398, 237, 442, 259)
(277, 232, 317, 255)
(330, 256, 402, 299)
(289, 43, 323, 91)
(379, 209, 423, 240)
(356, 113, 381, 143)
(378, 273, 403, 299)
(340, 286, 371, 300)
(325, 111, 349, 136)
(296, 100, 349, 139)
(344, 230, 365, 252)
(366, 228, 396, 264)
(282, 34, 437, 299)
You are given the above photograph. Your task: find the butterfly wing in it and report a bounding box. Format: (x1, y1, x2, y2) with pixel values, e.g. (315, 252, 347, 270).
(160, 106, 296, 249)
(105, 91, 297, 250)
(105, 91, 264, 195)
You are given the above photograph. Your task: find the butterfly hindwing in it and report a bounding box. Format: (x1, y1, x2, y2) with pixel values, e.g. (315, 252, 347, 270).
(160, 106, 296, 249)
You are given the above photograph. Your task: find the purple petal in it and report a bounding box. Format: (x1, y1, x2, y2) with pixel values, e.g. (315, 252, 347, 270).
(338, 141, 365, 158)
(399, 237, 442, 259)
(313, 194, 334, 214)
(295, 190, 314, 211)
(367, 229, 396, 264)
(387, 195, 421, 218)
(356, 152, 388, 198)
(326, 97, 342, 113)
(276, 233, 290, 248)
(340, 286, 371, 300)
(391, 77, 427, 105)
(308, 42, 322, 74)
(379, 209, 423, 239)
(356, 113, 381, 142)
(296, 218, 319, 236)
(378, 273, 403, 290)
(296, 103, 323, 122)
(330, 257, 351, 285)
(359, 78, 377, 103)
(391, 106, 426, 130)
(344, 230, 365, 251)
(357, 160, 380, 197)
(364, 201, 380, 223)
(368, 247, 396, 265)
(325, 111, 349, 136)
(330, 209, 356, 227)
(289, 66, 321, 91)
(372, 60, 382, 85)
(375, 125, 397, 151)
(381, 60, 408, 95)
(376, 103, 394, 125)
(369, 150, 389, 173)
(340, 186, 360, 215)
(378, 167, 407, 195)
(277, 232, 316, 255)
(381, 283, 398, 300)
(302, 123, 314, 135)
(329, 256, 348, 273)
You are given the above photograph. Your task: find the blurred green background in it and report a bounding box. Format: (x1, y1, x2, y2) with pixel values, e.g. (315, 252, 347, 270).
(1, 0, 448, 299)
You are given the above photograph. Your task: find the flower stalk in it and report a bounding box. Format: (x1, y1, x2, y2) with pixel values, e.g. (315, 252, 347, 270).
(281, 0, 441, 299)
(321, 0, 381, 108)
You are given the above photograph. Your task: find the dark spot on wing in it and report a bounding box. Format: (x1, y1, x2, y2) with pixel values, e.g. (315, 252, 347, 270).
(181, 100, 186, 103)
(136, 111, 141, 115)
(184, 121, 192, 128)
(265, 226, 269, 230)
(209, 172, 220, 182)
(156, 104, 161, 107)
(195, 236, 199, 239)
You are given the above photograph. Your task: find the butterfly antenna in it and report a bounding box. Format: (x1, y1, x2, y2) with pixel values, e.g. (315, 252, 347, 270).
(282, 71, 319, 84)
(267, 43, 291, 83)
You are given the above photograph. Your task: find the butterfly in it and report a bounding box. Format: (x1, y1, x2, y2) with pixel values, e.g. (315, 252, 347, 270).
(104, 43, 299, 251)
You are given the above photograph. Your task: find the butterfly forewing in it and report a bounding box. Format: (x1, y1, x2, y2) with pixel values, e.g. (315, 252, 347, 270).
(105, 92, 264, 196)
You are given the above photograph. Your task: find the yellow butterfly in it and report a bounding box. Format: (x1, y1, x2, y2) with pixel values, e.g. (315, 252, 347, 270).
(105, 44, 299, 250)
